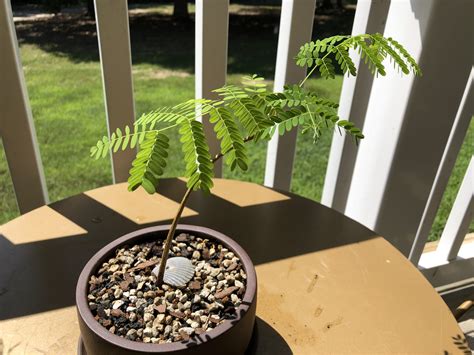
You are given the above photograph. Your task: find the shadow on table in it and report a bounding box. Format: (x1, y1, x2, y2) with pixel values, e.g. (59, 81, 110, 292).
(246, 317, 292, 355)
(445, 334, 472, 355)
(0, 179, 376, 320)
(13, 4, 355, 78)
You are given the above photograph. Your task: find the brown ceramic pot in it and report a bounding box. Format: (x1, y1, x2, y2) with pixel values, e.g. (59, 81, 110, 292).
(76, 224, 257, 354)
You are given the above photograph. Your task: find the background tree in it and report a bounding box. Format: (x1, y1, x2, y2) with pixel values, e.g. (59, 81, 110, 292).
(173, 0, 189, 20)
(86, 0, 94, 19)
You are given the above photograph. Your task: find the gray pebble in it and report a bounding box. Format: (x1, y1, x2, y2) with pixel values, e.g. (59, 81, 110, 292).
(200, 288, 210, 298)
(143, 327, 154, 338)
(166, 291, 175, 302)
(179, 294, 188, 303)
(210, 268, 220, 277)
(126, 329, 137, 340)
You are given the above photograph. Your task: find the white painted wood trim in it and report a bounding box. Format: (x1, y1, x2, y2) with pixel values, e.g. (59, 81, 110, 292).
(195, 0, 229, 177)
(264, 0, 316, 190)
(436, 158, 474, 261)
(0, 0, 48, 213)
(420, 241, 474, 288)
(94, 0, 136, 183)
(322, 0, 391, 210)
(409, 69, 474, 264)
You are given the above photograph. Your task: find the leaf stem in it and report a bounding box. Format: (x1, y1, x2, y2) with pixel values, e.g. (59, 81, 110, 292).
(299, 65, 318, 87)
(299, 36, 358, 87)
(104, 124, 179, 153)
(210, 135, 254, 163)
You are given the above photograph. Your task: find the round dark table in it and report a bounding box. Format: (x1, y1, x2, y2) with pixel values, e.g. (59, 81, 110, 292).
(0, 179, 465, 353)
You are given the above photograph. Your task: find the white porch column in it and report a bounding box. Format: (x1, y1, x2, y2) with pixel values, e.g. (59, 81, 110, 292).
(94, 0, 136, 183)
(195, 0, 229, 177)
(344, 0, 473, 255)
(409, 69, 473, 264)
(322, 0, 391, 210)
(436, 158, 474, 262)
(264, 0, 316, 190)
(0, 0, 48, 213)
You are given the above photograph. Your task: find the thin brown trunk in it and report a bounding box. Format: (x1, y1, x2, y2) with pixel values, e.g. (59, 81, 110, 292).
(156, 186, 193, 285)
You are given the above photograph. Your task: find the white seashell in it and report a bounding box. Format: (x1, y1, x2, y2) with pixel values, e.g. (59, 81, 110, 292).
(152, 257, 195, 287)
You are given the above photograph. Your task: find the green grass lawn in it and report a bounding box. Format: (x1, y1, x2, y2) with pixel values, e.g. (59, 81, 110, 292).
(1, 4, 472, 241)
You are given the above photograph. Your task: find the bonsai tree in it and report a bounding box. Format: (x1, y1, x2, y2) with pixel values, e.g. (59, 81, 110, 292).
(91, 33, 421, 286)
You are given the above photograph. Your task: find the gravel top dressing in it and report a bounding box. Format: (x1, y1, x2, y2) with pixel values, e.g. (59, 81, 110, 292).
(87, 233, 247, 344)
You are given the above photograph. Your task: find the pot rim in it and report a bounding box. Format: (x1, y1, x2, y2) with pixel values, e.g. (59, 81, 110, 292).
(76, 224, 257, 353)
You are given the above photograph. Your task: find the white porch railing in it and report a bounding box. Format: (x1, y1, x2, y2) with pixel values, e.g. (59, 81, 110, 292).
(95, 0, 136, 183)
(264, 0, 316, 189)
(1, 0, 472, 289)
(0, 0, 48, 212)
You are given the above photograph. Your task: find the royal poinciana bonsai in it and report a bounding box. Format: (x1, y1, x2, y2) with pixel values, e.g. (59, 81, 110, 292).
(80, 33, 420, 352)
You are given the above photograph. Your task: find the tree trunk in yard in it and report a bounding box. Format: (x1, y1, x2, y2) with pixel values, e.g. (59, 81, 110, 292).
(87, 0, 95, 19)
(173, 0, 189, 20)
(320, 0, 333, 9)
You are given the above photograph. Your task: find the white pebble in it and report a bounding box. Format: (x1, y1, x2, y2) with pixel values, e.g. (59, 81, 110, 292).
(143, 312, 154, 322)
(180, 327, 195, 336)
(112, 300, 124, 309)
